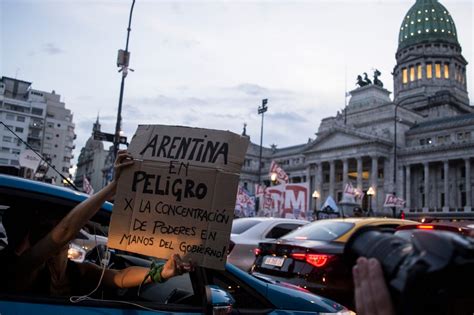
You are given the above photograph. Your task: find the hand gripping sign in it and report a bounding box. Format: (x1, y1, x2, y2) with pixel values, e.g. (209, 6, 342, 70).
(108, 125, 249, 270)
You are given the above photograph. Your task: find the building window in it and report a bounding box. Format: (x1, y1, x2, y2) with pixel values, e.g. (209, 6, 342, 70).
(437, 136, 444, 144)
(10, 160, 19, 166)
(435, 63, 441, 78)
(1, 147, 9, 153)
(444, 64, 449, 79)
(420, 139, 426, 145)
(457, 132, 464, 140)
(409, 66, 415, 81)
(441, 193, 445, 207)
(6, 113, 14, 120)
(465, 132, 471, 140)
(15, 127, 24, 133)
(445, 135, 451, 142)
(417, 64, 422, 79)
(0, 158, 8, 164)
(16, 116, 25, 122)
(402, 68, 408, 84)
(11, 149, 20, 154)
(426, 63, 433, 79)
(31, 108, 43, 116)
(427, 138, 432, 144)
(2, 136, 12, 143)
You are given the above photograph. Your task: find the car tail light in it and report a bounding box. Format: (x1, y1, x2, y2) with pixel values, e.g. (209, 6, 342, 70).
(228, 241, 235, 254)
(291, 252, 330, 267)
(306, 254, 329, 267)
(253, 248, 261, 256)
(417, 224, 434, 230)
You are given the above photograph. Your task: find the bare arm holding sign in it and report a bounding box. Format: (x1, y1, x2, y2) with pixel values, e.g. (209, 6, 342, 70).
(5, 150, 190, 295)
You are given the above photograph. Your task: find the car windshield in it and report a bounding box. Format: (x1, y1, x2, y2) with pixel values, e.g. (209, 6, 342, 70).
(282, 220, 355, 241)
(231, 219, 262, 234)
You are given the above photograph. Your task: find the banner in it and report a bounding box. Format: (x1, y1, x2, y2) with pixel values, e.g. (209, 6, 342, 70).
(343, 183, 357, 196)
(269, 161, 289, 184)
(257, 183, 309, 219)
(82, 175, 94, 195)
(383, 194, 406, 208)
(235, 186, 255, 217)
(18, 149, 41, 171)
(108, 125, 249, 270)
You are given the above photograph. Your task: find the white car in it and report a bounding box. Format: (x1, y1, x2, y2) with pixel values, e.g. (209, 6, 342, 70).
(73, 228, 108, 253)
(228, 217, 309, 271)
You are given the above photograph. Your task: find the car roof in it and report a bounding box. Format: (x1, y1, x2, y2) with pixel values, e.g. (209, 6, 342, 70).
(233, 217, 308, 223)
(0, 174, 113, 212)
(318, 217, 418, 225)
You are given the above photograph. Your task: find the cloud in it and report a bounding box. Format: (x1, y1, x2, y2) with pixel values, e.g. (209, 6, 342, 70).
(42, 42, 64, 55)
(270, 112, 308, 123)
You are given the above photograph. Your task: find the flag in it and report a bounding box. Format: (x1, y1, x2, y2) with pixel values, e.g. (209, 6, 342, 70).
(83, 175, 94, 195)
(269, 161, 289, 184)
(383, 194, 405, 207)
(344, 183, 357, 196)
(235, 186, 255, 217)
(255, 184, 267, 196)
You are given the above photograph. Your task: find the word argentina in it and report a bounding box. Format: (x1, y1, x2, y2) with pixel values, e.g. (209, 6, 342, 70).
(140, 134, 229, 164)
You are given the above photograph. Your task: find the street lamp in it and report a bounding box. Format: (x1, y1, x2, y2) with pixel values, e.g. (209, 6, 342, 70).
(255, 99, 268, 214)
(312, 190, 320, 219)
(270, 172, 278, 184)
(367, 186, 375, 214)
(393, 103, 400, 217)
(114, 0, 136, 159)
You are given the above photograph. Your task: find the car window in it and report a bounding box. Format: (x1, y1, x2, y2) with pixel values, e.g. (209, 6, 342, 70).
(75, 230, 88, 240)
(231, 219, 261, 234)
(283, 221, 355, 241)
(265, 223, 304, 239)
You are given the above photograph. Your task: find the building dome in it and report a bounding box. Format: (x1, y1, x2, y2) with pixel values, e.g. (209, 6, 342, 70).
(398, 0, 459, 51)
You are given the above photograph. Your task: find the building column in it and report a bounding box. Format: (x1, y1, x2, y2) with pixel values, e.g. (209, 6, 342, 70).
(342, 158, 349, 191)
(306, 165, 312, 210)
(443, 160, 449, 211)
(317, 162, 323, 210)
(465, 158, 471, 210)
(406, 165, 411, 209)
(357, 157, 363, 192)
(423, 162, 429, 211)
(371, 156, 378, 210)
(329, 160, 335, 198)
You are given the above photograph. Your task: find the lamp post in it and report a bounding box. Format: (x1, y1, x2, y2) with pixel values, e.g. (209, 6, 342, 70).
(312, 190, 320, 220)
(270, 172, 278, 185)
(393, 103, 400, 217)
(367, 186, 375, 214)
(114, 0, 136, 159)
(257, 99, 268, 186)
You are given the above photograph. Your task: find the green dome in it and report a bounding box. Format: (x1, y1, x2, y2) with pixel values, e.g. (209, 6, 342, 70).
(398, 0, 459, 50)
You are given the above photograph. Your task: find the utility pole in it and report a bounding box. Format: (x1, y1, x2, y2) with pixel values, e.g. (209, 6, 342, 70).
(114, 0, 136, 159)
(256, 99, 268, 214)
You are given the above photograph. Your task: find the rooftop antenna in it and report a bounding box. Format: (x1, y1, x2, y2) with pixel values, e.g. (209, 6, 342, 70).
(0, 121, 79, 191)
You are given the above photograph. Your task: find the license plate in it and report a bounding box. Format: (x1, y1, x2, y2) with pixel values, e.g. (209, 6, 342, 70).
(264, 256, 285, 267)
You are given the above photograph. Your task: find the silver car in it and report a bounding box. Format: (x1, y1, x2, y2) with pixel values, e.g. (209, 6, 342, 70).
(228, 217, 309, 271)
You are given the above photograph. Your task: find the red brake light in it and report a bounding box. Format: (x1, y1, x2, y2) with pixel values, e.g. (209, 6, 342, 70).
(291, 252, 330, 267)
(253, 248, 261, 256)
(306, 254, 329, 267)
(418, 225, 434, 230)
(227, 241, 235, 254)
(291, 253, 306, 260)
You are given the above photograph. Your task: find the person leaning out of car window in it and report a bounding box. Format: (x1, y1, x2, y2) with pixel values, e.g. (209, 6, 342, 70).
(0, 150, 191, 297)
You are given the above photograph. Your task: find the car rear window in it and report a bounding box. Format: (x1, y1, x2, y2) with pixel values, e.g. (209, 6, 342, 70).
(231, 219, 261, 234)
(282, 220, 355, 241)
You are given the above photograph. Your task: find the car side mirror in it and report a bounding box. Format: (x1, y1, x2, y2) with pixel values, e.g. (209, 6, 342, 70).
(205, 285, 235, 315)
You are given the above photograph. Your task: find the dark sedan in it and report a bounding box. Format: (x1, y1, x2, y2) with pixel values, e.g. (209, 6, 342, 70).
(252, 218, 417, 306)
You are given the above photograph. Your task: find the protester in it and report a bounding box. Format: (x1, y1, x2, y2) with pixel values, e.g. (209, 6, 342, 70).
(0, 150, 191, 296)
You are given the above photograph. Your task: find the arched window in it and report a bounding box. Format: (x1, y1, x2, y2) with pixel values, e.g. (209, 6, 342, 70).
(435, 63, 442, 78)
(402, 68, 408, 84)
(426, 63, 433, 79)
(417, 64, 422, 80)
(443, 63, 449, 79)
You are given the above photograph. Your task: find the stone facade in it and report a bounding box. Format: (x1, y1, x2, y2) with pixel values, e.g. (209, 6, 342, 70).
(240, 0, 473, 219)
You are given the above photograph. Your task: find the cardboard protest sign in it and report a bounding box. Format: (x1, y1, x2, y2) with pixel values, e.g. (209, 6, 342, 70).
(108, 125, 249, 270)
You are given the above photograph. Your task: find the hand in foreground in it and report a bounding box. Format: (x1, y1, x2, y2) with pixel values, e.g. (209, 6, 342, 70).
(161, 254, 194, 280)
(353, 257, 395, 315)
(114, 150, 135, 181)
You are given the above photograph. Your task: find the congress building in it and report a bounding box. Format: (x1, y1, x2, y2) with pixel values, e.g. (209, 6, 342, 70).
(239, 0, 473, 219)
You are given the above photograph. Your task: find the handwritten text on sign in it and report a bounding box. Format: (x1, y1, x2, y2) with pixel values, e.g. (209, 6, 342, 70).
(108, 125, 249, 270)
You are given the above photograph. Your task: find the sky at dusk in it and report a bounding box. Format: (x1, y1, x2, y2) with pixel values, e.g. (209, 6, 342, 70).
(1, 0, 473, 168)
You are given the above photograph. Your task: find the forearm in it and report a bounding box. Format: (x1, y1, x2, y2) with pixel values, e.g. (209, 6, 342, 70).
(110, 266, 153, 289)
(51, 181, 117, 245)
